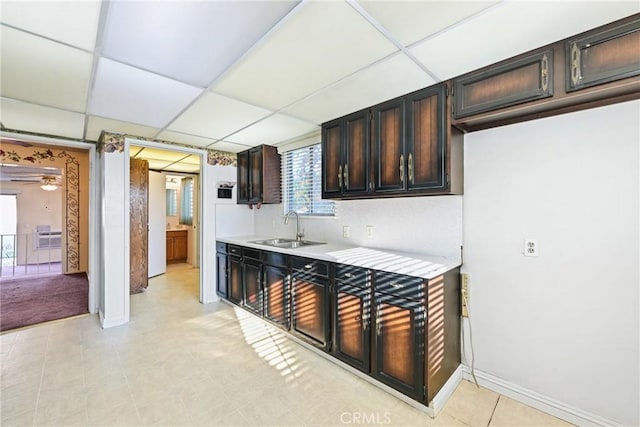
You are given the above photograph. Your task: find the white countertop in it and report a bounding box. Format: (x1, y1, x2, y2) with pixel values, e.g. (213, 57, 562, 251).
(217, 235, 461, 280)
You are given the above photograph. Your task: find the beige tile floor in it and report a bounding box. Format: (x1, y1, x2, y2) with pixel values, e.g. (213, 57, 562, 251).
(1, 266, 573, 427)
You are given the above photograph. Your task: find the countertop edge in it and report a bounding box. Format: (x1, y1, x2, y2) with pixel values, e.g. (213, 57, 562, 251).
(217, 235, 461, 280)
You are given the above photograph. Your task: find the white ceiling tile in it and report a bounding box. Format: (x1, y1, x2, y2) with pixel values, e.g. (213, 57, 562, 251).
(156, 131, 216, 148)
(102, 1, 299, 87)
(168, 92, 272, 140)
(214, 1, 398, 111)
(163, 162, 200, 173)
(208, 141, 252, 153)
(227, 113, 319, 146)
(131, 147, 189, 162)
(0, 98, 84, 139)
(358, 1, 499, 46)
(284, 54, 434, 123)
(145, 159, 174, 170)
(0, 26, 93, 112)
(86, 116, 159, 142)
(411, 2, 640, 81)
(1, 1, 101, 50)
(89, 58, 202, 128)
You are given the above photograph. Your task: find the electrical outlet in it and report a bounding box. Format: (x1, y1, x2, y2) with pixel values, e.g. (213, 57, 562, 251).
(342, 225, 350, 238)
(366, 225, 373, 238)
(524, 239, 539, 257)
(461, 273, 469, 317)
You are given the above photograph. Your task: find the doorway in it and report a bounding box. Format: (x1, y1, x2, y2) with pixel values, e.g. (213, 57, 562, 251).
(128, 144, 201, 301)
(0, 137, 94, 331)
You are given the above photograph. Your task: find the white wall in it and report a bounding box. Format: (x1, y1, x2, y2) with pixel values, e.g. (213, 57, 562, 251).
(254, 195, 463, 258)
(463, 100, 639, 425)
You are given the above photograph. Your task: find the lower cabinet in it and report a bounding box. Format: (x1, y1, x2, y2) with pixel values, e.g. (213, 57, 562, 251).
(264, 264, 289, 328)
(216, 242, 228, 298)
(291, 257, 331, 350)
(373, 292, 425, 401)
(333, 265, 371, 373)
(243, 258, 262, 315)
(215, 241, 460, 407)
(228, 249, 243, 305)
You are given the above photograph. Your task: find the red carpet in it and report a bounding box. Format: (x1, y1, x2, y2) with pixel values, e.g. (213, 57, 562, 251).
(0, 273, 88, 332)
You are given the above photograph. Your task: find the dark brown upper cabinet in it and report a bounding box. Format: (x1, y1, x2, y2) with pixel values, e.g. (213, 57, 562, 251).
(322, 83, 460, 200)
(237, 144, 281, 206)
(322, 109, 370, 199)
(566, 16, 640, 92)
(373, 97, 405, 193)
(453, 15, 640, 132)
(453, 50, 554, 119)
(405, 85, 447, 191)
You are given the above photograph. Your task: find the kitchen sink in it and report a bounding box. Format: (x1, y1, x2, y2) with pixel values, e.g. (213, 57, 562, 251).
(250, 238, 326, 249)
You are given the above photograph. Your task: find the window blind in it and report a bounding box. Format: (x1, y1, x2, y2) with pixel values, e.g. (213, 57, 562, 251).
(179, 177, 193, 225)
(282, 144, 335, 216)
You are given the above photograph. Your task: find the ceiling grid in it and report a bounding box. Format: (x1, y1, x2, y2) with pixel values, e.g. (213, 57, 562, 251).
(0, 1, 637, 154)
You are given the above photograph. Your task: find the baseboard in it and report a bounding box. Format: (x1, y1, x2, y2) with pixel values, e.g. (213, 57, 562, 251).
(430, 365, 463, 416)
(461, 366, 619, 427)
(98, 310, 127, 329)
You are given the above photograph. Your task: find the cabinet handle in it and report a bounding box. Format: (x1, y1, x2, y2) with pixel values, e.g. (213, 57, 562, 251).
(408, 153, 414, 184)
(343, 164, 349, 189)
(541, 53, 549, 92)
(391, 282, 401, 288)
(399, 154, 405, 183)
(376, 305, 382, 336)
(304, 264, 313, 269)
(570, 42, 581, 86)
(338, 165, 343, 188)
(344, 273, 352, 278)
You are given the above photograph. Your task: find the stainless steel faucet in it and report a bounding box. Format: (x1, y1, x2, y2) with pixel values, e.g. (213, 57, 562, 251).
(284, 210, 304, 241)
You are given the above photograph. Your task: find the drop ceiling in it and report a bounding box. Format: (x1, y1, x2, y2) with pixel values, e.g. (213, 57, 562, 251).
(1, 1, 637, 154)
(129, 146, 200, 174)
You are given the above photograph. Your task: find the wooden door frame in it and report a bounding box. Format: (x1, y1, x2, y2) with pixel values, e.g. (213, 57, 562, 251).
(123, 137, 209, 304)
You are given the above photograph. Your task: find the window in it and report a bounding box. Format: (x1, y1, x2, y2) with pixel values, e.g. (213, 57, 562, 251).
(166, 189, 177, 216)
(282, 144, 335, 217)
(179, 177, 193, 225)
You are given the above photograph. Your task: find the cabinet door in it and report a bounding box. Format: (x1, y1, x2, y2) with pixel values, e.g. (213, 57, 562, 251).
(228, 256, 243, 305)
(406, 86, 445, 191)
(567, 18, 640, 91)
(373, 294, 425, 400)
(174, 234, 187, 261)
(322, 120, 343, 198)
(166, 237, 175, 261)
(264, 265, 289, 329)
(216, 252, 228, 298)
(373, 98, 405, 193)
(292, 273, 330, 349)
(243, 259, 262, 315)
(237, 151, 249, 203)
(334, 284, 370, 373)
(344, 111, 370, 195)
(249, 148, 263, 203)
